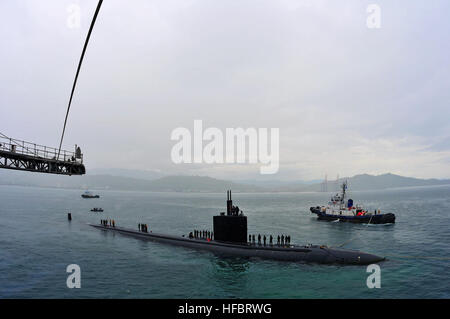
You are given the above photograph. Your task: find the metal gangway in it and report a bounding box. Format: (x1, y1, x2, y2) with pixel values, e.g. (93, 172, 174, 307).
(0, 132, 85, 175)
(0, 1, 103, 177)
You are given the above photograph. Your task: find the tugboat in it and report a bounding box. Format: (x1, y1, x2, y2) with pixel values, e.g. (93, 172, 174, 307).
(90, 190, 386, 265)
(81, 191, 100, 198)
(310, 181, 395, 224)
(90, 207, 104, 212)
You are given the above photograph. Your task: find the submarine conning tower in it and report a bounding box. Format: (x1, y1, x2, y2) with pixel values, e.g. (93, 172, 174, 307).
(213, 190, 247, 243)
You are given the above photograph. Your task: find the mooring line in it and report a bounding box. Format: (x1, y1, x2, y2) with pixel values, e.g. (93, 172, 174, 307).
(385, 254, 450, 261)
(335, 216, 374, 248)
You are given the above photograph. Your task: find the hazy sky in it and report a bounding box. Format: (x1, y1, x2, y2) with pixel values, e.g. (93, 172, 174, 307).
(1, 0, 449, 180)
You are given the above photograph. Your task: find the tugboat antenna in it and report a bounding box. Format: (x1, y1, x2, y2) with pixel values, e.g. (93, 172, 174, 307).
(341, 181, 347, 204)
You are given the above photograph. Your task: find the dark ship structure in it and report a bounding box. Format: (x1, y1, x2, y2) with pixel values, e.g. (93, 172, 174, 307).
(81, 191, 100, 198)
(90, 191, 385, 265)
(310, 181, 395, 224)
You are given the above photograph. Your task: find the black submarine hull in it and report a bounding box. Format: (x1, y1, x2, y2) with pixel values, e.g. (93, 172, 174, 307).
(90, 224, 385, 265)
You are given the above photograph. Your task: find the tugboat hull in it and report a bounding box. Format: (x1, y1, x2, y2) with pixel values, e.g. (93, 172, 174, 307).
(310, 207, 395, 224)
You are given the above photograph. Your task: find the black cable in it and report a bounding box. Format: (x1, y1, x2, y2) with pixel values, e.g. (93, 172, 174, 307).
(57, 0, 103, 160)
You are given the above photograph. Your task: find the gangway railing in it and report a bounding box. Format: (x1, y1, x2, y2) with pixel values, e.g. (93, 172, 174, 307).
(0, 132, 85, 175)
(0, 132, 83, 163)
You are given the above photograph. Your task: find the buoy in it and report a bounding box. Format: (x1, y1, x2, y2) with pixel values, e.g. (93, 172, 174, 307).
(68, 213, 72, 221)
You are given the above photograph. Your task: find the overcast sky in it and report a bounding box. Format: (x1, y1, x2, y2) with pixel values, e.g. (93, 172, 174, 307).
(1, 0, 449, 181)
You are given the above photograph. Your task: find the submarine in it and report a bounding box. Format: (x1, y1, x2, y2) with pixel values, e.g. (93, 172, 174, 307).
(90, 191, 385, 265)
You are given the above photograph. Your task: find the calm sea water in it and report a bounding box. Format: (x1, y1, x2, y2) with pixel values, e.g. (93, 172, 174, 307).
(0, 184, 449, 298)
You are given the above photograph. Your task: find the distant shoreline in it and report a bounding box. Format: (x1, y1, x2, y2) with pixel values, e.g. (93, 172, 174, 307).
(1, 182, 449, 195)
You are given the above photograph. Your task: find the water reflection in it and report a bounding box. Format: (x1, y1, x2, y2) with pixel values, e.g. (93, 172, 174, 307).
(212, 255, 250, 273)
(209, 255, 251, 298)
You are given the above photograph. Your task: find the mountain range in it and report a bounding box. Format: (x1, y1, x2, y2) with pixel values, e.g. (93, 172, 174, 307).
(0, 169, 449, 193)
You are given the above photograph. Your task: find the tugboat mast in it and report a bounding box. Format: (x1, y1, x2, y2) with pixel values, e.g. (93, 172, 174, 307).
(341, 181, 347, 204)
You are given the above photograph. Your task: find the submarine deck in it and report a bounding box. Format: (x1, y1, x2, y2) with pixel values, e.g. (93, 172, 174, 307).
(90, 224, 385, 265)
